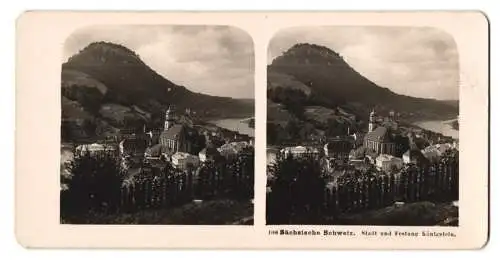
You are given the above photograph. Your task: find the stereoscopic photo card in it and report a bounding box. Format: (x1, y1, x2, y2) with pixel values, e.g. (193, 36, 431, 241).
(15, 11, 489, 249)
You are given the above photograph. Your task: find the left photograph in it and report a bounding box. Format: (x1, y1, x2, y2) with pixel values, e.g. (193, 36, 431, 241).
(59, 25, 255, 225)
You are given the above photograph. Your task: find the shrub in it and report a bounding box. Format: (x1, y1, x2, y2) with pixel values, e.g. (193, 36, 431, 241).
(61, 152, 124, 219)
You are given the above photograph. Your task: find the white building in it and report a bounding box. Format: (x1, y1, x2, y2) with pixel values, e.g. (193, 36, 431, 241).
(218, 145, 239, 160)
(421, 143, 454, 163)
(421, 149, 440, 164)
(75, 143, 117, 156)
(375, 154, 403, 172)
(171, 152, 200, 170)
(434, 143, 453, 155)
(280, 146, 320, 158)
(198, 145, 220, 163)
(402, 148, 429, 165)
(266, 148, 278, 166)
(119, 137, 148, 157)
(323, 138, 351, 161)
(218, 141, 250, 159)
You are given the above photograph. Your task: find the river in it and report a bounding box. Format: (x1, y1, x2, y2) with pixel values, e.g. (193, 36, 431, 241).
(209, 118, 255, 137)
(414, 120, 459, 139)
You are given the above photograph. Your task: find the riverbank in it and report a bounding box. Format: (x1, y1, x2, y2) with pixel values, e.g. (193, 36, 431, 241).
(444, 119, 459, 130)
(209, 118, 255, 137)
(414, 120, 459, 139)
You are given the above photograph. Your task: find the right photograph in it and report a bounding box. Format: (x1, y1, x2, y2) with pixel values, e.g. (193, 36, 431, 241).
(266, 26, 459, 226)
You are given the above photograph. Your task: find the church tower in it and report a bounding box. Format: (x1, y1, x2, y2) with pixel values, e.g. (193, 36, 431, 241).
(164, 105, 176, 130)
(368, 109, 376, 132)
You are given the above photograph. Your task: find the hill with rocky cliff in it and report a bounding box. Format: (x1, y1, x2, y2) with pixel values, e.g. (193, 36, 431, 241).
(267, 43, 458, 145)
(61, 42, 254, 142)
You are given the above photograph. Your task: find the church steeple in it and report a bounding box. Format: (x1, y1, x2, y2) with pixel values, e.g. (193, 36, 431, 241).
(164, 105, 176, 130)
(368, 108, 376, 132)
(389, 110, 395, 122)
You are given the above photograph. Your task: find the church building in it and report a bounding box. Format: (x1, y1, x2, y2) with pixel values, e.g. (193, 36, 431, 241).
(363, 109, 396, 156)
(159, 105, 193, 154)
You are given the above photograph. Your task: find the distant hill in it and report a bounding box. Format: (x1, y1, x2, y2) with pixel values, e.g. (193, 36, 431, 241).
(268, 43, 458, 121)
(61, 42, 254, 142)
(440, 100, 460, 110)
(267, 43, 458, 145)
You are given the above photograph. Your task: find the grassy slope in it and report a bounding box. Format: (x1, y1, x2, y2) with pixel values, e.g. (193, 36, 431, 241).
(267, 71, 312, 95)
(61, 69, 108, 94)
(61, 199, 254, 225)
(332, 201, 458, 226)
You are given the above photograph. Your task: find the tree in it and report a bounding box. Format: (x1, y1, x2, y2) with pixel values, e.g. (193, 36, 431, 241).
(61, 121, 73, 142)
(268, 87, 307, 118)
(326, 118, 348, 137)
(267, 123, 287, 145)
(191, 132, 207, 155)
(61, 152, 124, 219)
(237, 147, 255, 199)
(285, 120, 301, 140)
(122, 115, 146, 133)
(298, 122, 316, 141)
(390, 164, 400, 174)
(82, 118, 97, 137)
(267, 153, 326, 224)
(394, 135, 410, 158)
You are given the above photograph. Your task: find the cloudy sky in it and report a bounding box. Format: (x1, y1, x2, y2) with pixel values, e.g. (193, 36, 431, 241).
(63, 25, 254, 99)
(268, 26, 459, 100)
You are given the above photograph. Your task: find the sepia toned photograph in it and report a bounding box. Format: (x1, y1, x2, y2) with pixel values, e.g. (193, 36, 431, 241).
(266, 26, 460, 226)
(15, 11, 488, 249)
(59, 25, 255, 225)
